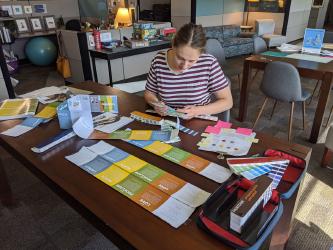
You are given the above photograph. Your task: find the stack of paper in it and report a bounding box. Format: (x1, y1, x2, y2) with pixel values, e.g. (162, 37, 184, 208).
(0, 98, 38, 120)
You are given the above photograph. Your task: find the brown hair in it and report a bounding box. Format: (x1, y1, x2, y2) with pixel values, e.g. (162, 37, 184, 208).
(172, 23, 206, 52)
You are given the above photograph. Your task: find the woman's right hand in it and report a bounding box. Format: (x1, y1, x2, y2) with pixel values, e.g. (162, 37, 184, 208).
(152, 101, 168, 116)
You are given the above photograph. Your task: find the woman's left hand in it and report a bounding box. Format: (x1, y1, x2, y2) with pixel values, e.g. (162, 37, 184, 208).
(177, 106, 202, 119)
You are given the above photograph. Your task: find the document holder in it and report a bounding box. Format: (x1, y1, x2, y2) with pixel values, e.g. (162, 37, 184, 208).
(197, 149, 306, 250)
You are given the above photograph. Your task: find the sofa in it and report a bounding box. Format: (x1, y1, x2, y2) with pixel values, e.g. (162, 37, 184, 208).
(204, 25, 255, 58)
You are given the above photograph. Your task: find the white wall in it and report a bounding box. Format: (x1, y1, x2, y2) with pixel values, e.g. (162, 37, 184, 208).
(285, 0, 312, 42)
(247, 12, 285, 34)
(171, 0, 191, 30)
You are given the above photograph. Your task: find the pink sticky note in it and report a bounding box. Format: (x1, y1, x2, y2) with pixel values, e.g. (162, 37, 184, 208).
(205, 126, 221, 134)
(236, 127, 253, 136)
(215, 120, 232, 129)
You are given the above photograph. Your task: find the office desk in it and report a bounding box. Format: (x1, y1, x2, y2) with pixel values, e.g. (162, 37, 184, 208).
(239, 54, 333, 143)
(0, 82, 311, 250)
(89, 41, 171, 86)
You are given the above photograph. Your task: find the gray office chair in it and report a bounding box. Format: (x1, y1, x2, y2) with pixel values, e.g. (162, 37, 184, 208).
(253, 61, 311, 141)
(205, 39, 241, 89)
(251, 37, 268, 83)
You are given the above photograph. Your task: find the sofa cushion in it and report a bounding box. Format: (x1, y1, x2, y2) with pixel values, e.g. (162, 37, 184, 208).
(203, 26, 224, 41)
(223, 37, 253, 47)
(222, 25, 241, 39)
(224, 43, 254, 58)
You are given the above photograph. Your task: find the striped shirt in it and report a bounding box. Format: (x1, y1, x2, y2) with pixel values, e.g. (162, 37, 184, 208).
(145, 50, 229, 108)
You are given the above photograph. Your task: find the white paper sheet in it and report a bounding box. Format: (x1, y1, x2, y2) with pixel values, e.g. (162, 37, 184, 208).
(95, 117, 133, 133)
(172, 183, 211, 208)
(152, 197, 195, 228)
(65, 147, 97, 166)
(199, 162, 232, 183)
(73, 116, 94, 139)
(1, 125, 33, 137)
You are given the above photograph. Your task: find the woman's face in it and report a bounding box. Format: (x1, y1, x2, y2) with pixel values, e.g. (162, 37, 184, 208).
(173, 45, 201, 71)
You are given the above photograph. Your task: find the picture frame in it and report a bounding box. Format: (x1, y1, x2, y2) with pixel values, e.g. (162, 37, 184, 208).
(1, 5, 13, 16)
(312, 0, 324, 7)
(29, 17, 43, 32)
(12, 5, 23, 15)
(43, 16, 56, 30)
(302, 28, 325, 54)
(33, 4, 47, 14)
(15, 18, 30, 33)
(24, 5, 33, 14)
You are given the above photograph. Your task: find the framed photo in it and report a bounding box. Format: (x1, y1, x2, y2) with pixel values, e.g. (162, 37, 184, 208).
(15, 18, 30, 33)
(1, 5, 13, 16)
(33, 4, 47, 14)
(302, 28, 325, 54)
(24, 5, 33, 14)
(43, 16, 56, 30)
(29, 17, 43, 32)
(12, 5, 23, 15)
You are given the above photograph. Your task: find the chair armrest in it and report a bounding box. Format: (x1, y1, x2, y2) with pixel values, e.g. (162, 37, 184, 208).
(239, 32, 257, 38)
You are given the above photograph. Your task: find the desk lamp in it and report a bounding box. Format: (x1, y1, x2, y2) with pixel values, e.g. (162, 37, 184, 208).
(115, 7, 131, 29)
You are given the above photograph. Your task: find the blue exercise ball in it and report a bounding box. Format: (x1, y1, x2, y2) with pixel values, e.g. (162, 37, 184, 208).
(25, 37, 57, 66)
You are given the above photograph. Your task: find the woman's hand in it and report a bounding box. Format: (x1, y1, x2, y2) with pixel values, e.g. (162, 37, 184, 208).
(152, 101, 168, 116)
(177, 105, 202, 119)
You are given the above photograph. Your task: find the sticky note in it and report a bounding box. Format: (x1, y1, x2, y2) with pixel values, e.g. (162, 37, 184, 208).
(236, 127, 253, 136)
(205, 126, 221, 134)
(215, 121, 232, 129)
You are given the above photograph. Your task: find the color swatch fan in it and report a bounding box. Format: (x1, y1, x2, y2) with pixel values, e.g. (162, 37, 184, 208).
(227, 157, 289, 188)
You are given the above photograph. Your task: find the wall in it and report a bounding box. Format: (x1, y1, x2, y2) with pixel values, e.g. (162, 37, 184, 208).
(285, 0, 312, 42)
(0, 0, 80, 59)
(195, 0, 245, 27)
(247, 12, 285, 34)
(171, 0, 191, 30)
(308, 0, 330, 28)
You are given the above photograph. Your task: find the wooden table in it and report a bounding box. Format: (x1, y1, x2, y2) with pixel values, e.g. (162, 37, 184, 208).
(239, 54, 333, 143)
(0, 82, 311, 250)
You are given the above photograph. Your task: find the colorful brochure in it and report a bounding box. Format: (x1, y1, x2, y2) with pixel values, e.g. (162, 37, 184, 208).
(89, 129, 178, 142)
(198, 122, 258, 156)
(0, 98, 38, 120)
(1, 102, 60, 137)
(66, 141, 212, 228)
(126, 139, 232, 183)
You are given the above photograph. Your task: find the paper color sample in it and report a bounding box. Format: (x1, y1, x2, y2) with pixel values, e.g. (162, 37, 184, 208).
(125, 140, 232, 183)
(66, 142, 212, 228)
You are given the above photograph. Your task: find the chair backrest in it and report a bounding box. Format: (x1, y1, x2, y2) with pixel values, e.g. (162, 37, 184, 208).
(255, 19, 275, 36)
(260, 61, 303, 102)
(65, 19, 81, 31)
(253, 37, 267, 54)
(205, 39, 226, 66)
(324, 31, 333, 43)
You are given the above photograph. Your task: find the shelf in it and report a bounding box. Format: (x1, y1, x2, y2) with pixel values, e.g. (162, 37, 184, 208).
(0, 17, 15, 22)
(15, 30, 56, 39)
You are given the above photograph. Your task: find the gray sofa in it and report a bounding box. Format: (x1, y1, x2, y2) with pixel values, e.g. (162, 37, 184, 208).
(204, 25, 255, 58)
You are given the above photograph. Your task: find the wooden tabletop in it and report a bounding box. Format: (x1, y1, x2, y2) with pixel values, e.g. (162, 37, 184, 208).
(0, 82, 312, 250)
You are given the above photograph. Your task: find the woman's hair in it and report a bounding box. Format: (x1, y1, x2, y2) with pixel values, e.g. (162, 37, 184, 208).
(172, 23, 206, 52)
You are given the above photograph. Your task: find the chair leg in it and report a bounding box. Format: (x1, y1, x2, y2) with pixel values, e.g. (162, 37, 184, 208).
(308, 80, 321, 105)
(237, 74, 241, 89)
(321, 147, 333, 168)
(288, 102, 295, 142)
(270, 100, 277, 120)
(326, 105, 333, 127)
(252, 70, 259, 82)
(302, 101, 306, 130)
(253, 97, 268, 129)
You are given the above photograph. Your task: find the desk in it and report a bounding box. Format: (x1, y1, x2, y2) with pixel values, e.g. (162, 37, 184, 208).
(239, 54, 333, 143)
(89, 41, 171, 86)
(0, 82, 311, 249)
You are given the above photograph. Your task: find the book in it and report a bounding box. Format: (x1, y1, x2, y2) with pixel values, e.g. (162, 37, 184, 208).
(230, 175, 273, 234)
(0, 98, 38, 120)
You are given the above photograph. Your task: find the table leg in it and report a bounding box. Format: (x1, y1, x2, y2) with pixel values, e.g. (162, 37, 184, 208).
(0, 157, 14, 207)
(107, 59, 113, 87)
(92, 56, 98, 82)
(238, 60, 251, 121)
(310, 72, 333, 143)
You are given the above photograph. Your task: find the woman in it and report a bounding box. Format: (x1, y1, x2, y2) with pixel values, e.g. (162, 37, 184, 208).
(144, 23, 233, 119)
